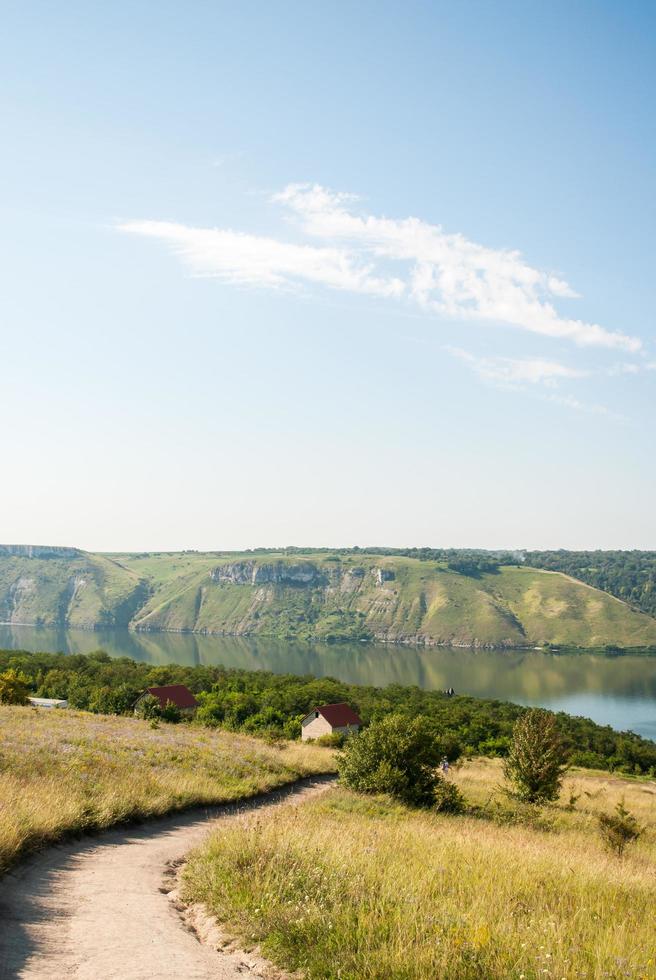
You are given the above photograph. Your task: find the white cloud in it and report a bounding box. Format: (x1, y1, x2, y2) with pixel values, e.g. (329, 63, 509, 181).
(445, 347, 588, 387)
(118, 183, 642, 353)
(276, 184, 639, 352)
(118, 219, 404, 298)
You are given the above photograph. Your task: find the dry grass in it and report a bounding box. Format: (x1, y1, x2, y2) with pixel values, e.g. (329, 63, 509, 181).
(183, 759, 656, 979)
(0, 705, 334, 874)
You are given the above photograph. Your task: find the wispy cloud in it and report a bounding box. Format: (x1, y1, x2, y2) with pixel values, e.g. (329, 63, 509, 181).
(445, 345, 628, 419)
(118, 183, 642, 354)
(118, 219, 404, 298)
(546, 393, 625, 421)
(445, 347, 588, 388)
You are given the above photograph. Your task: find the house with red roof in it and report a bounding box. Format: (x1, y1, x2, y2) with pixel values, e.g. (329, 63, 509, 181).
(301, 702, 362, 741)
(134, 684, 199, 717)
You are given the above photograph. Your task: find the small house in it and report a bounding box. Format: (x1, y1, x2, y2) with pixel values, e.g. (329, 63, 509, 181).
(301, 702, 362, 741)
(28, 697, 68, 709)
(134, 684, 198, 717)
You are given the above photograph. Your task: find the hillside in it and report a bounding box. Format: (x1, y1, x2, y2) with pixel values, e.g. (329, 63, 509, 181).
(1, 546, 656, 649)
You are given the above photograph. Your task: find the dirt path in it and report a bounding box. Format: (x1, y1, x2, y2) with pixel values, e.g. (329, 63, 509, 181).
(0, 776, 334, 980)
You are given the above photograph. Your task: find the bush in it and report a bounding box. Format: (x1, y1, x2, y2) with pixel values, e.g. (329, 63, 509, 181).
(338, 714, 454, 808)
(0, 669, 31, 705)
(598, 800, 643, 857)
(314, 732, 346, 748)
(159, 700, 182, 723)
(504, 709, 568, 804)
(433, 777, 466, 813)
(134, 694, 181, 723)
(134, 693, 161, 720)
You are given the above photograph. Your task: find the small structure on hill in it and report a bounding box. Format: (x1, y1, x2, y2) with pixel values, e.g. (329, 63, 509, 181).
(301, 702, 362, 741)
(134, 684, 198, 717)
(28, 697, 68, 709)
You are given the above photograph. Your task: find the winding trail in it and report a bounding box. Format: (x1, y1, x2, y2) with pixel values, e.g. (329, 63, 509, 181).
(0, 776, 334, 980)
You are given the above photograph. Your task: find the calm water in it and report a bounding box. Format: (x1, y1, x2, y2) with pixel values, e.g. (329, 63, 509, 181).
(2, 624, 656, 740)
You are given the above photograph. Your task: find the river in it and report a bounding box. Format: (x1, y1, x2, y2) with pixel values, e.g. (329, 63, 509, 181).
(1, 624, 655, 740)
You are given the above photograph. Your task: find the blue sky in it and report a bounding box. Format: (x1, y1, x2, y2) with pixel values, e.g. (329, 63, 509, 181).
(2, 1, 655, 551)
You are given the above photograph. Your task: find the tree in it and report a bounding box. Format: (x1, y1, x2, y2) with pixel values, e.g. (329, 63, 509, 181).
(0, 669, 31, 705)
(338, 713, 464, 810)
(504, 709, 568, 803)
(598, 800, 643, 857)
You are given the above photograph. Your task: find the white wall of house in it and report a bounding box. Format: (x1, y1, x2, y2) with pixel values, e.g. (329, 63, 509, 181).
(302, 713, 334, 740)
(301, 713, 360, 741)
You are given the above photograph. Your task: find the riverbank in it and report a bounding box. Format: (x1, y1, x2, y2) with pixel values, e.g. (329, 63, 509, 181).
(2, 626, 656, 737)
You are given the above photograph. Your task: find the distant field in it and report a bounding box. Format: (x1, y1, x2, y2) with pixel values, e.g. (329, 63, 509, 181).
(0, 705, 334, 875)
(183, 758, 656, 979)
(1, 546, 656, 648)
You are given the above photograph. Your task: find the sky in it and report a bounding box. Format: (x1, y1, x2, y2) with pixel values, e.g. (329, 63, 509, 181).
(1, 0, 655, 552)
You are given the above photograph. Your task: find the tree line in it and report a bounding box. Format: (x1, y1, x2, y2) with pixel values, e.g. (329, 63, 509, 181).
(1, 648, 655, 775)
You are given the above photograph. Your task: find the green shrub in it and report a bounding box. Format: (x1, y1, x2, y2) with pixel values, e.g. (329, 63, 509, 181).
(338, 714, 453, 808)
(160, 700, 182, 723)
(314, 732, 346, 747)
(134, 693, 161, 719)
(598, 800, 643, 857)
(135, 693, 181, 723)
(504, 708, 568, 804)
(433, 777, 466, 813)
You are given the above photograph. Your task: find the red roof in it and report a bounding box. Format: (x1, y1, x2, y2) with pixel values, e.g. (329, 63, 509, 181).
(146, 685, 198, 710)
(309, 702, 362, 727)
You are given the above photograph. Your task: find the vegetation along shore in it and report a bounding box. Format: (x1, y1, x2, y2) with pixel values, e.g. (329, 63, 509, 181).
(2, 649, 656, 774)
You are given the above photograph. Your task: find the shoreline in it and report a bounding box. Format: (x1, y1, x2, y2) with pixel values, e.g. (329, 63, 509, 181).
(1, 620, 655, 656)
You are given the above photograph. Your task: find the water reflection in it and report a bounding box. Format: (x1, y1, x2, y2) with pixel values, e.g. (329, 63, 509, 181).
(1, 624, 655, 738)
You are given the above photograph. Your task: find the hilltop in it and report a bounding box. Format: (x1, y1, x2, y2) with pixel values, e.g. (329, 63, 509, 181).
(1, 546, 656, 649)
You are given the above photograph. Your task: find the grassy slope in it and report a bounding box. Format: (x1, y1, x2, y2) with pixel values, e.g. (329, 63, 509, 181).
(2, 549, 656, 648)
(127, 553, 656, 648)
(183, 759, 656, 980)
(0, 705, 334, 875)
(0, 552, 143, 628)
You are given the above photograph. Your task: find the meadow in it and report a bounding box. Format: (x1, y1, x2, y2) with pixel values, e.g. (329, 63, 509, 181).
(0, 705, 333, 874)
(183, 758, 656, 979)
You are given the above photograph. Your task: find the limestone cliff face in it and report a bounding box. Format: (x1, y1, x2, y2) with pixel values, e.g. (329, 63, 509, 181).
(210, 561, 331, 587)
(0, 544, 81, 559)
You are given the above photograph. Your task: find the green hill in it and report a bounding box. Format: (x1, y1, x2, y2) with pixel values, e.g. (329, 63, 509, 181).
(1, 546, 656, 649)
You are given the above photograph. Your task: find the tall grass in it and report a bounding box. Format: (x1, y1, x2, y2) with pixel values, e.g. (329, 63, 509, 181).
(183, 759, 656, 979)
(0, 705, 333, 874)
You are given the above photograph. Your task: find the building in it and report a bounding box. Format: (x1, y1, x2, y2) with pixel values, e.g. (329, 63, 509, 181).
(27, 697, 68, 709)
(301, 702, 362, 741)
(134, 684, 199, 717)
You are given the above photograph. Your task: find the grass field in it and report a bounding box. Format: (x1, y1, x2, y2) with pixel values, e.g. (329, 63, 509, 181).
(0, 705, 334, 875)
(183, 758, 656, 979)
